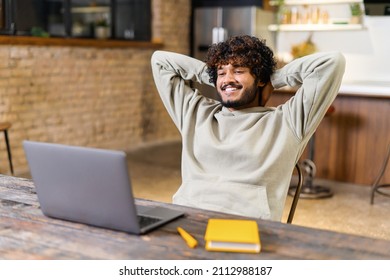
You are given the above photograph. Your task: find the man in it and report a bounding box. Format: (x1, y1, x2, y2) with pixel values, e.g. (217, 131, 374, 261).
(151, 35, 345, 221)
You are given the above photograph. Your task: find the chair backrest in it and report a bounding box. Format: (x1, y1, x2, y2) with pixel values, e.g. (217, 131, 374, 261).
(370, 143, 390, 204)
(287, 163, 304, 224)
(373, 144, 390, 187)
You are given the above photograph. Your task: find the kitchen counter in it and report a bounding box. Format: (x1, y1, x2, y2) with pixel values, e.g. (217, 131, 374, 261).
(339, 81, 390, 98)
(269, 83, 390, 186)
(277, 81, 390, 98)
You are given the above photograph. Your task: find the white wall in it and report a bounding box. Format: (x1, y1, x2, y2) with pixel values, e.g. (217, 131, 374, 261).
(276, 16, 390, 83)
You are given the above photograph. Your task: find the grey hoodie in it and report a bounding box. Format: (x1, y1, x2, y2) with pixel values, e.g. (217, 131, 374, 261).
(151, 50, 345, 221)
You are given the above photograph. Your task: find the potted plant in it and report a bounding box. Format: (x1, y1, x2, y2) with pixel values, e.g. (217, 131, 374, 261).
(350, 3, 363, 24)
(94, 18, 110, 39)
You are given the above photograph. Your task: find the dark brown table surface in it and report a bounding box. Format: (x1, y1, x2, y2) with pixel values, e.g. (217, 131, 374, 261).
(1, 174, 390, 260)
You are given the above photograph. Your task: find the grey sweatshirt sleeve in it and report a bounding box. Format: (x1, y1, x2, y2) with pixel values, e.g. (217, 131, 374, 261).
(151, 51, 213, 131)
(271, 51, 346, 142)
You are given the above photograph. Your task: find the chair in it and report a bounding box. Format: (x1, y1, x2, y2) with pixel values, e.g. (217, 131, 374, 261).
(286, 163, 304, 224)
(0, 122, 14, 175)
(370, 144, 390, 205)
(294, 105, 335, 199)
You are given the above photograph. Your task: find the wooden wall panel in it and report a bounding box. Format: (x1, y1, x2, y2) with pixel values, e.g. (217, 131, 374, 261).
(268, 91, 390, 186)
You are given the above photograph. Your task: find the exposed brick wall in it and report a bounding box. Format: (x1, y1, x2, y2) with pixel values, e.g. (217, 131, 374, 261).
(0, 0, 190, 175)
(144, 0, 191, 142)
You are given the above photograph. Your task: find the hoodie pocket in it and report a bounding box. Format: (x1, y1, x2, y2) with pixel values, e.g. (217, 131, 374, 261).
(173, 180, 271, 219)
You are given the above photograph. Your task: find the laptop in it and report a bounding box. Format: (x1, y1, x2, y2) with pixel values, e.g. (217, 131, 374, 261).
(23, 140, 184, 234)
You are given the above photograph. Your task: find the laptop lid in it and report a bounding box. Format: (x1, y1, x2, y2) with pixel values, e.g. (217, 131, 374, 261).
(23, 140, 184, 234)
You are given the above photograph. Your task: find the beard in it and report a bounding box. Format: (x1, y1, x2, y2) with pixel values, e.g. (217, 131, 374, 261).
(218, 82, 260, 109)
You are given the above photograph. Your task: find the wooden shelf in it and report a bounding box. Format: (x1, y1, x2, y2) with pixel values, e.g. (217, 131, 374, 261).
(269, 0, 362, 6)
(268, 23, 364, 31)
(0, 36, 163, 49)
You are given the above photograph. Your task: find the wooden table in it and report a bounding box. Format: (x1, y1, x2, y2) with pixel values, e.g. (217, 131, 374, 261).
(1, 175, 390, 260)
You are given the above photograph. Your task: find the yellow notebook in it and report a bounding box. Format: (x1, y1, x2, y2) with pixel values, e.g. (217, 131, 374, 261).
(204, 219, 261, 253)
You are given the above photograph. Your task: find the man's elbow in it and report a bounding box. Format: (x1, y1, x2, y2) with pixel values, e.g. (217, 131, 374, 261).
(329, 52, 346, 74)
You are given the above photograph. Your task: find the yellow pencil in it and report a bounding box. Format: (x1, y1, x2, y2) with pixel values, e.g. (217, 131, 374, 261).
(177, 227, 198, 248)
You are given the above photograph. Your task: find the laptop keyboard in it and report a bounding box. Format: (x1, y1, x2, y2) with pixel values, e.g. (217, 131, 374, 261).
(137, 215, 162, 228)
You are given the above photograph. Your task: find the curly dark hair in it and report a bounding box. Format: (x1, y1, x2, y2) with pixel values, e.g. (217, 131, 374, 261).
(205, 35, 277, 86)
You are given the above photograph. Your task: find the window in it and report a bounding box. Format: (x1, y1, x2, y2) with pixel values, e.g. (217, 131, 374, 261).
(0, 0, 151, 41)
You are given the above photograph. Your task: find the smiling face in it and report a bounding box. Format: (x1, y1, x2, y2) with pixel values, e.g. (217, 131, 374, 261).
(216, 64, 264, 111)
(205, 35, 277, 110)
